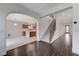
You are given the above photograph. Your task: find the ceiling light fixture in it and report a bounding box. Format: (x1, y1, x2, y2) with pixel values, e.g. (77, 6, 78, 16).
(14, 23, 17, 26)
(62, 13, 65, 16)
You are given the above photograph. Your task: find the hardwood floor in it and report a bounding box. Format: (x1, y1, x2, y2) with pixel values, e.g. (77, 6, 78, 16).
(5, 41, 72, 56)
(51, 33, 72, 56)
(72, 53, 79, 56)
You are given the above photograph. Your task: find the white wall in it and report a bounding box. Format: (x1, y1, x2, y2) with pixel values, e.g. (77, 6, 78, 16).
(7, 21, 22, 38)
(0, 3, 38, 55)
(39, 7, 72, 43)
(0, 11, 6, 55)
(52, 8, 72, 42)
(38, 16, 53, 41)
(72, 4, 79, 54)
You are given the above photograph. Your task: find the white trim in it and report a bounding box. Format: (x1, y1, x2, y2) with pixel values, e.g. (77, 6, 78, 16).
(37, 21, 40, 41)
(72, 50, 79, 55)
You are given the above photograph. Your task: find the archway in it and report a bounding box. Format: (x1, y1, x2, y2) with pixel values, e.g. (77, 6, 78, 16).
(6, 13, 37, 51)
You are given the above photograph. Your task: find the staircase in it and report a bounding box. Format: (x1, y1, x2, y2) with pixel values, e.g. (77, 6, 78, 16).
(49, 19, 56, 43)
(39, 16, 72, 55)
(40, 18, 56, 43)
(38, 16, 54, 40)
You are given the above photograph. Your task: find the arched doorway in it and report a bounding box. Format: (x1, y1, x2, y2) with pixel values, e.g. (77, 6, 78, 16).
(6, 13, 37, 51)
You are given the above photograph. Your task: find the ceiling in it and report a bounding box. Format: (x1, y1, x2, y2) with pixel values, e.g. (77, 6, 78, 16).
(54, 7, 72, 24)
(6, 3, 63, 24)
(7, 4, 72, 24)
(7, 13, 37, 24)
(19, 3, 62, 16)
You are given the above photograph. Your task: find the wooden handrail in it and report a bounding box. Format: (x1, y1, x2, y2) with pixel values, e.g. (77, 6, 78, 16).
(49, 19, 56, 43)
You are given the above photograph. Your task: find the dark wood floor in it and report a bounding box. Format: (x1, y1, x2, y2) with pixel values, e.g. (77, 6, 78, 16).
(5, 19, 73, 56)
(5, 41, 72, 56)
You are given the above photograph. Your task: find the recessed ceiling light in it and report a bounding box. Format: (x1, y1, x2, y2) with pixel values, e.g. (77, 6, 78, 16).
(62, 13, 65, 16)
(14, 23, 17, 26)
